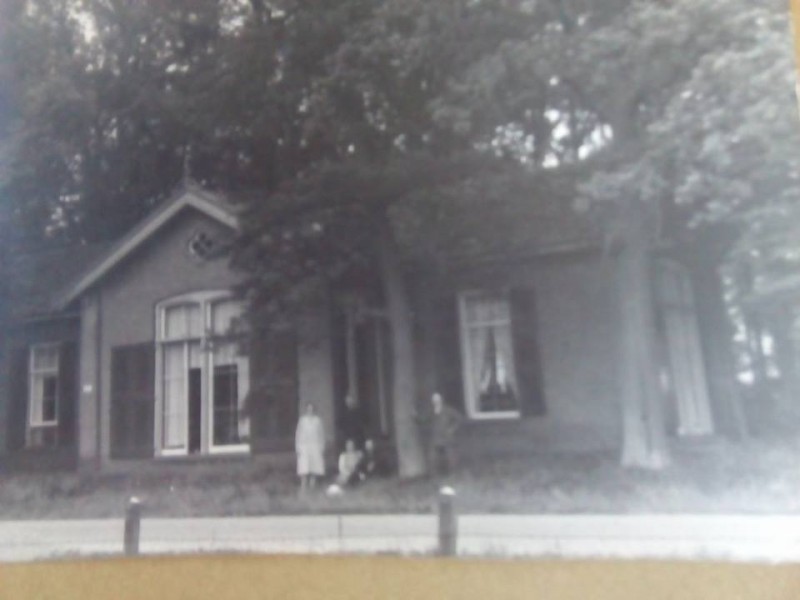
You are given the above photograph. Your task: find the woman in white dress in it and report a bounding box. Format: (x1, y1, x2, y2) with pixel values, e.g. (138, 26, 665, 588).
(295, 403, 325, 490)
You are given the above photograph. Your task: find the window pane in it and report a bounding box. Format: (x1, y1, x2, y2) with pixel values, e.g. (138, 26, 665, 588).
(42, 375, 58, 422)
(164, 305, 187, 339)
(463, 294, 519, 414)
(162, 345, 186, 449)
(477, 324, 518, 412)
(186, 304, 203, 337)
(213, 364, 241, 446)
(211, 300, 241, 336)
(465, 294, 510, 324)
(164, 304, 202, 339)
(188, 342, 203, 369)
(213, 340, 238, 364)
(30, 372, 58, 426)
(31, 375, 45, 423)
(212, 340, 249, 446)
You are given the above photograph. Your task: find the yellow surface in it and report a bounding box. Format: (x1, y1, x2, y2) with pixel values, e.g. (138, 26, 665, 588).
(1, 555, 799, 600)
(794, 0, 800, 69)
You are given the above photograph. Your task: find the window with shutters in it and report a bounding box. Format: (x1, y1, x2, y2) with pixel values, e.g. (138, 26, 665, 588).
(28, 343, 60, 447)
(155, 291, 250, 457)
(458, 291, 521, 419)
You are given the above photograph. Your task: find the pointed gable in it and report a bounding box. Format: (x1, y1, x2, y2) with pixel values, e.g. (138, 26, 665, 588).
(55, 184, 239, 310)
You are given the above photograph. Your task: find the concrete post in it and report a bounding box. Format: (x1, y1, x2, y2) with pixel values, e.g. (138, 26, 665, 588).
(124, 497, 142, 556)
(438, 486, 457, 556)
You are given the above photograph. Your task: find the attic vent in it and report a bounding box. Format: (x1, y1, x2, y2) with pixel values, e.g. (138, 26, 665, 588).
(187, 230, 217, 260)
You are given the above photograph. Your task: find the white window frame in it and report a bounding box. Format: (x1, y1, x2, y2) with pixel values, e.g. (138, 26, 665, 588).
(154, 290, 250, 458)
(28, 343, 60, 429)
(458, 290, 521, 420)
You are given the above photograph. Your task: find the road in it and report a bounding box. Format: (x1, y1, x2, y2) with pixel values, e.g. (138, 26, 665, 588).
(1, 514, 800, 563)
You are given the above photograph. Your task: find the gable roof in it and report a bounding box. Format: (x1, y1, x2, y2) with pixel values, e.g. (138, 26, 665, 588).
(55, 183, 239, 309)
(394, 164, 599, 265)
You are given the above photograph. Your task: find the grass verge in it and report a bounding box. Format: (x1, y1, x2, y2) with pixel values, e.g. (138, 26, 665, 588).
(1, 435, 799, 519)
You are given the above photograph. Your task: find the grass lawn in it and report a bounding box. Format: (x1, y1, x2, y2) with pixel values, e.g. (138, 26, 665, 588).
(1, 435, 799, 519)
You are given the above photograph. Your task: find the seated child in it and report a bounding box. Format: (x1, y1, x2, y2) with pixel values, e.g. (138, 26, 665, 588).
(336, 439, 364, 487)
(356, 438, 380, 481)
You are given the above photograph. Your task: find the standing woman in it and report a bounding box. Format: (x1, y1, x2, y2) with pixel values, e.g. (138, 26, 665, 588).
(295, 403, 326, 490)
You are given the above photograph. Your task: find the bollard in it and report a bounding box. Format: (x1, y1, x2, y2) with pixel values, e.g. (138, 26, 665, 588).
(124, 496, 142, 556)
(438, 486, 457, 557)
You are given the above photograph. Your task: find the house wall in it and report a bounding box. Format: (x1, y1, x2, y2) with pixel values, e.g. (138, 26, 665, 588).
(417, 252, 623, 457)
(1, 317, 81, 470)
(533, 255, 621, 440)
(82, 208, 336, 465)
(296, 289, 337, 449)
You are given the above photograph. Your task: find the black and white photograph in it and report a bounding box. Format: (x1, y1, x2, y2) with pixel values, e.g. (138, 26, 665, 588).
(0, 0, 799, 566)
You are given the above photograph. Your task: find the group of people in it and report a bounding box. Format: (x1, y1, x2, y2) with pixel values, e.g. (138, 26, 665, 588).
(294, 402, 382, 493)
(294, 391, 463, 492)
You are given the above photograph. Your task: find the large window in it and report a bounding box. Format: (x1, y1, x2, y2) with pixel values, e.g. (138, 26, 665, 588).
(156, 292, 250, 456)
(28, 344, 60, 447)
(458, 291, 520, 419)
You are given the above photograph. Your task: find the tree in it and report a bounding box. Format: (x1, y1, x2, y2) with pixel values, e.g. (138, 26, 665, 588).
(0, 0, 260, 245)
(579, 0, 796, 440)
(232, 0, 553, 477)
(494, 0, 796, 464)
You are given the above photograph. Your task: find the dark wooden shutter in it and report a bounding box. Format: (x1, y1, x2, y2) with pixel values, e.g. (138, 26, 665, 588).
(7, 348, 29, 452)
(248, 328, 299, 453)
(111, 343, 155, 459)
(273, 329, 299, 435)
(57, 342, 78, 448)
(247, 334, 271, 452)
(510, 288, 546, 416)
(436, 293, 465, 413)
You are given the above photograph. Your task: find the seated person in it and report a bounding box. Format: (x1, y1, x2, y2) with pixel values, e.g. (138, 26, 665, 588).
(336, 439, 364, 487)
(356, 438, 381, 481)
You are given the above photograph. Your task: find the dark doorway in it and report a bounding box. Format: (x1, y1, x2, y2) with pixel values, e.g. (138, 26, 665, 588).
(188, 367, 202, 454)
(333, 306, 392, 447)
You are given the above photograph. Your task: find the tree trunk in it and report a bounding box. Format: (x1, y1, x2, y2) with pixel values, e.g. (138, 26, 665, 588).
(745, 311, 770, 391)
(618, 211, 670, 469)
(690, 252, 749, 440)
(377, 219, 426, 478)
(767, 305, 800, 426)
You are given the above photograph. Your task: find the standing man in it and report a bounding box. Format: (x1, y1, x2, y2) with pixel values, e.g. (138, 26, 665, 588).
(418, 392, 463, 477)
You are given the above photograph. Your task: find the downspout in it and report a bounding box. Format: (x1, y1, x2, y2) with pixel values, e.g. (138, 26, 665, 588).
(95, 290, 103, 471)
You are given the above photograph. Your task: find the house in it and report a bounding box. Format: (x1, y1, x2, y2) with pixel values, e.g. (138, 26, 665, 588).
(0, 182, 731, 472)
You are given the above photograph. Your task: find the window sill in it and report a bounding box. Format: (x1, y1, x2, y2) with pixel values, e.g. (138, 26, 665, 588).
(155, 446, 251, 460)
(466, 411, 521, 421)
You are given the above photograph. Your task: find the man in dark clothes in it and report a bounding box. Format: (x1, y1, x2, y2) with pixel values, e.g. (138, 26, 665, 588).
(356, 438, 382, 481)
(417, 392, 463, 477)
